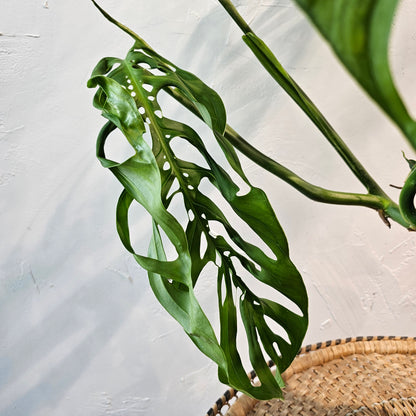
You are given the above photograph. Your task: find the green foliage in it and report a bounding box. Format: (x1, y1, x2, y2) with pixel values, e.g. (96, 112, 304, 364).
(293, 0, 416, 149)
(88, 0, 416, 402)
(219, 0, 416, 230)
(284, 0, 416, 228)
(88, 1, 307, 399)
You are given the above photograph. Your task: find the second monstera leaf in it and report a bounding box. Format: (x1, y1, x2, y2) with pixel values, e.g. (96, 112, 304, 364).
(294, 0, 416, 149)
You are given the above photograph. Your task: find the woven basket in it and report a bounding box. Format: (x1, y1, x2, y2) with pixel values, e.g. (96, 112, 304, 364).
(206, 336, 416, 416)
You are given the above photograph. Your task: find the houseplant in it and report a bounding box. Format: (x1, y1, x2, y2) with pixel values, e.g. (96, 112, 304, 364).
(88, 0, 416, 403)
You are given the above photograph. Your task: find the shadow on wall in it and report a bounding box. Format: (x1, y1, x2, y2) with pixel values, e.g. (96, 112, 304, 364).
(0, 156, 154, 414)
(174, 2, 313, 141)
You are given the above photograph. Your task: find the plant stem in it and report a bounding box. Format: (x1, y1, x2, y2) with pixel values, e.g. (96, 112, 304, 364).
(222, 125, 407, 227)
(165, 86, 410, 229)
(217, 0, 253, 33)
(217, 0, 389, 200)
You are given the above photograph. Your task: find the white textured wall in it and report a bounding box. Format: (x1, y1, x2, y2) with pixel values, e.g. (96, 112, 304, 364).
(1, 0, 416, 415)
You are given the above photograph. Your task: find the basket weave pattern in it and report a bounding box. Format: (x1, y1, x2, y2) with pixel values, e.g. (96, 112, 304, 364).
(206, 336, 416, 416)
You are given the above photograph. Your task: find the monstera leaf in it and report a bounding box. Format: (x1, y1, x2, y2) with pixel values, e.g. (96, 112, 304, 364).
(88, 2, 308, 400)
(293, 0, 416, 150)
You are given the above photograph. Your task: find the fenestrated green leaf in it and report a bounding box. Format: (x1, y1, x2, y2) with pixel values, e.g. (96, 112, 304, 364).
(293, 0, 416, 149)
(88, 2, 308, 400)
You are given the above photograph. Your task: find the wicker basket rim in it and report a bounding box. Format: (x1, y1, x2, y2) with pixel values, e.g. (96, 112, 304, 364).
(205, 335, 416, 416)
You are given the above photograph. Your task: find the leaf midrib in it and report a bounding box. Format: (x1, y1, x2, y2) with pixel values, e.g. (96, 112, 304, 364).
(124, 60, 221, 271)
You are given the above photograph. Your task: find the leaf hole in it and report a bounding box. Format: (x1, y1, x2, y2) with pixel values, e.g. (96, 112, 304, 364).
(163, 161, 170, 171)
(197, 176, 214, 195)
(182, 172, 189, 178)
(200, 232, 208, 259)
(149, 67, 166, 76)
(148, 96, 155, 101)
(236, 186, 251, 197)
(127, 79, 132, 84)
(142, 124, 152, 147)
(218, 275, 228, 305)
(139, 62, 151, 70)
(170, 137, 210, 170)
(139, 107, 146, 115)
(188, 210, 195, 222)
(227, 168, 251, 197)
(128, 85, 134, 90)
(104, 125, 135, 163)
(126, 201, 152, 255)
(130, 91, 136, 97)
(165, 64, 176, 73)
(155, 110, 163, 118)
(167, 191, 188, 226)
(264, 315, 290, 345)
(143, 83, 153, 92)
(153, 223, 179, 262)
(166, 177, 179, 201)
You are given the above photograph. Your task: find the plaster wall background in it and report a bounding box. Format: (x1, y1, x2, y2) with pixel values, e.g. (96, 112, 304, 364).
(1, 0, 416, 415)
